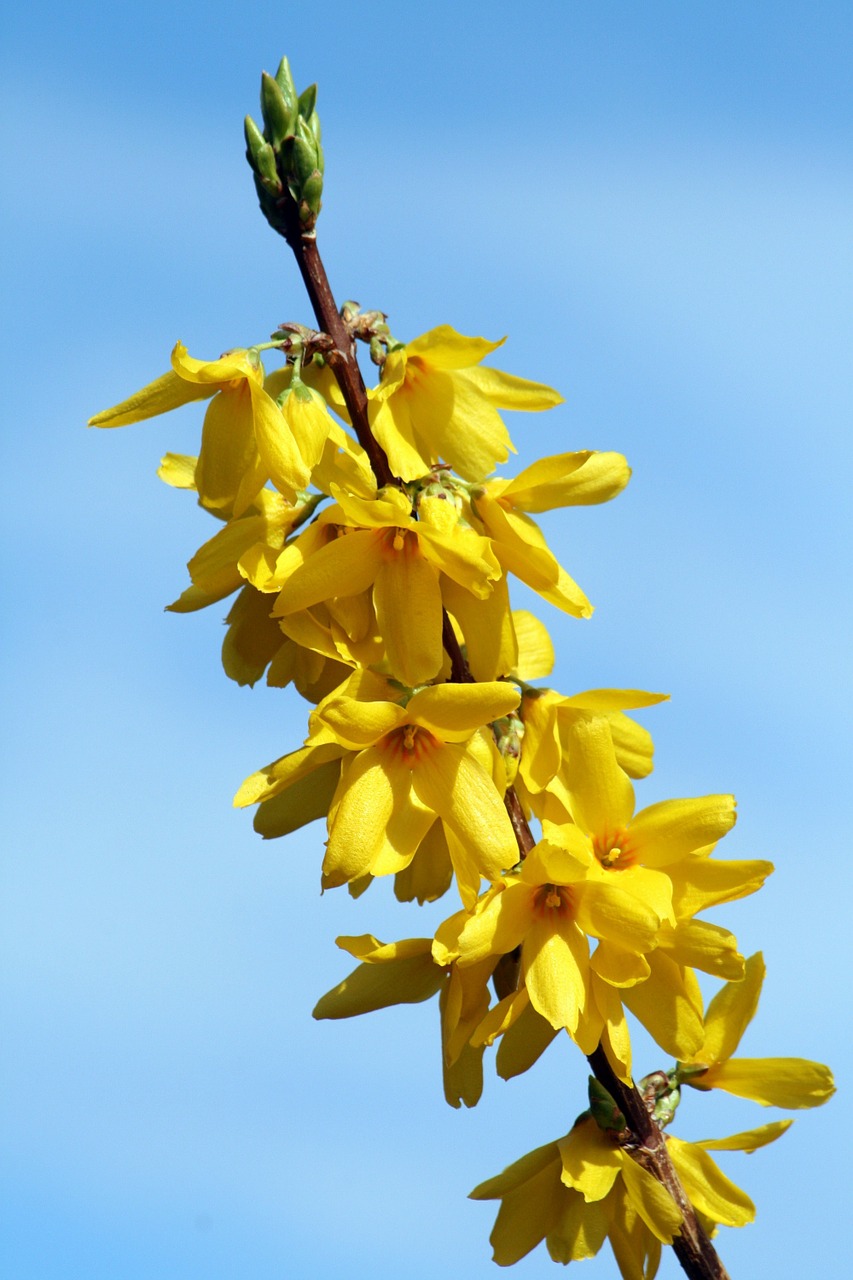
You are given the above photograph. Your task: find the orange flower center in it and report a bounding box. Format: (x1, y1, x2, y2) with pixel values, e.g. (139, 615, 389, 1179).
(382, 723, 438, 768)
(532, 883, 574, 918)
(592, 828, 635, 871)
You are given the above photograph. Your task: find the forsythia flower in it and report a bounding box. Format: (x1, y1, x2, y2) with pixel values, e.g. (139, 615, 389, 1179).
(312, 933, 493, 1108)
(471, 1114, 792, 1273)
(678, 952, 836, 1109)
(258, 484, 501, 686)
(89, 343, 318, 512)
(235, 674, 521, 903)
(368, 325, 563, 481)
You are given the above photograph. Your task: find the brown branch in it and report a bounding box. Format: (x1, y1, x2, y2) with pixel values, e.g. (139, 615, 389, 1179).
(588, 1047, 731, 1280)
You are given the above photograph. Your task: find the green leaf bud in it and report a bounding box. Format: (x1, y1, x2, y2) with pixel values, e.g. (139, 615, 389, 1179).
(298, 82, 317, 120)
(274, 57, 298, 114)
(255, 141, 282, 192)
(260, 71, 296, 148)
(244, 115, 267, 168)
(588, 1076, 627, 1134)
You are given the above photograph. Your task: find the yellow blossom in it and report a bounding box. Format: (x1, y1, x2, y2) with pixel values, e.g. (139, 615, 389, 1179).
(367, 324, 563, 481)
(235, 675, 521, 903)
(678, 952, 836, 1109)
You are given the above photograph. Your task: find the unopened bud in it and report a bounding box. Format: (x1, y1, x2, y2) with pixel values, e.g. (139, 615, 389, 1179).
(260, 71, 296, 148)
(588, 1076, 627, 1134)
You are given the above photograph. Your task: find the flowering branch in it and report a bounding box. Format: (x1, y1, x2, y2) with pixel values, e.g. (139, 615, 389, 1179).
(88, 53, 834, 1280)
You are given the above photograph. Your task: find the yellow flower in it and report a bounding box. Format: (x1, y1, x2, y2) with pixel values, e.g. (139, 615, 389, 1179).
(235, 674, 521, 903)
(264, 484, 501, 686)
(89, 343, 319, 512)
(312, 934, 491, 1108)
(470, 1116, 682, 1272)
(678, 952, 836, 1109)
(368, 325, 563, 481)
(433, 837, 661, 1037)
(468, 450, 631, 618)
(471, 1115, 792, 1274)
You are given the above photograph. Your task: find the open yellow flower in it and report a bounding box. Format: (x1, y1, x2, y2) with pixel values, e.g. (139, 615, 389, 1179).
(472, 1114, 792, 1274)
(678, 952, 836, 1109)
(236, 674, 521, 903)
(433, 837, 661, 1037)
(312, 933, 494, 1109)
(89, 343, 318, 512)
(368, 324, 563, 481)
(264, 484, 501, 686)
(468, 450, 631, 619)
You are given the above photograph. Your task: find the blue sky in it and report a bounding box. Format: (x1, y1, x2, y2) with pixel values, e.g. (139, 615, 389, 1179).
(2, 3, 851, 1277)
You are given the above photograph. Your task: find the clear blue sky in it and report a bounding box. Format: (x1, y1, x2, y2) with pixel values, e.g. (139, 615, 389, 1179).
(2, 3, 851, 1277)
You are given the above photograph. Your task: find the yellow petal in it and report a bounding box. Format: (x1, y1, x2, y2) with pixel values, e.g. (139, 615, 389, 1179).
(412, 744, 518, 881)
(628, 795, 737, 868)
(406, 325, 504, 369)
(558, 1116, 621, 1202)
(502, 451, 630, 511)
(619, 1155, 683, 1243)
(88, 368, 213, 427)
(407, 681, 520, 740)
(698, 951, 764, 1063)
(699, 1059, 835, 1109)
(373, 546, 444, 686)
(312, 952, 444, 1019)
(253, 760, 339, 838)
(275, 529, 382, 612)
(697, 1120, 793, 1152)
(523, 915, 589, 1032)
(622, 952, 705, 1059)
(667, 1138, 755, 1227)
(512, 610, 555, 679)
(559, 714, 635, 835)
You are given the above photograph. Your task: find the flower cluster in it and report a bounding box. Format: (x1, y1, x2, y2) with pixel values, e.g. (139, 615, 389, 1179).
(90, 56, 834, 1278)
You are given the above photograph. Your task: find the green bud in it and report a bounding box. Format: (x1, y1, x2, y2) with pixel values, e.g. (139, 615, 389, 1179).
(274, 57, 298, 115)
(298, 82, 317, 120)
(260, 71, 296, 148)
(307, 109, 322, 146)
(588, 1076, 627, 1134)
(255, 141, 282, 192)
(244, 115, 267, 167)
(291, 126, 319, 182)
(301, 169, 324, 216)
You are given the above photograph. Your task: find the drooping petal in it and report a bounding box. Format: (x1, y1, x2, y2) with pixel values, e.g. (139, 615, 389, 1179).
(558, 1117, 622, 1202)
(512, 610, 555, 679)
(195, 384, 262, 512)
(666, 1138, 755, 1228)
(523, 914, 589, 1032)
(619, 1156, 683, 1243)
(253, 759, 340, 838)
(412, 743, 519, 881)
(622, 952, 705, 1059)
(560, 715, 635, 836)
(406, 325, 505, 370)
(322, 748, 399, 885)
(374, 544, 444, 686)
